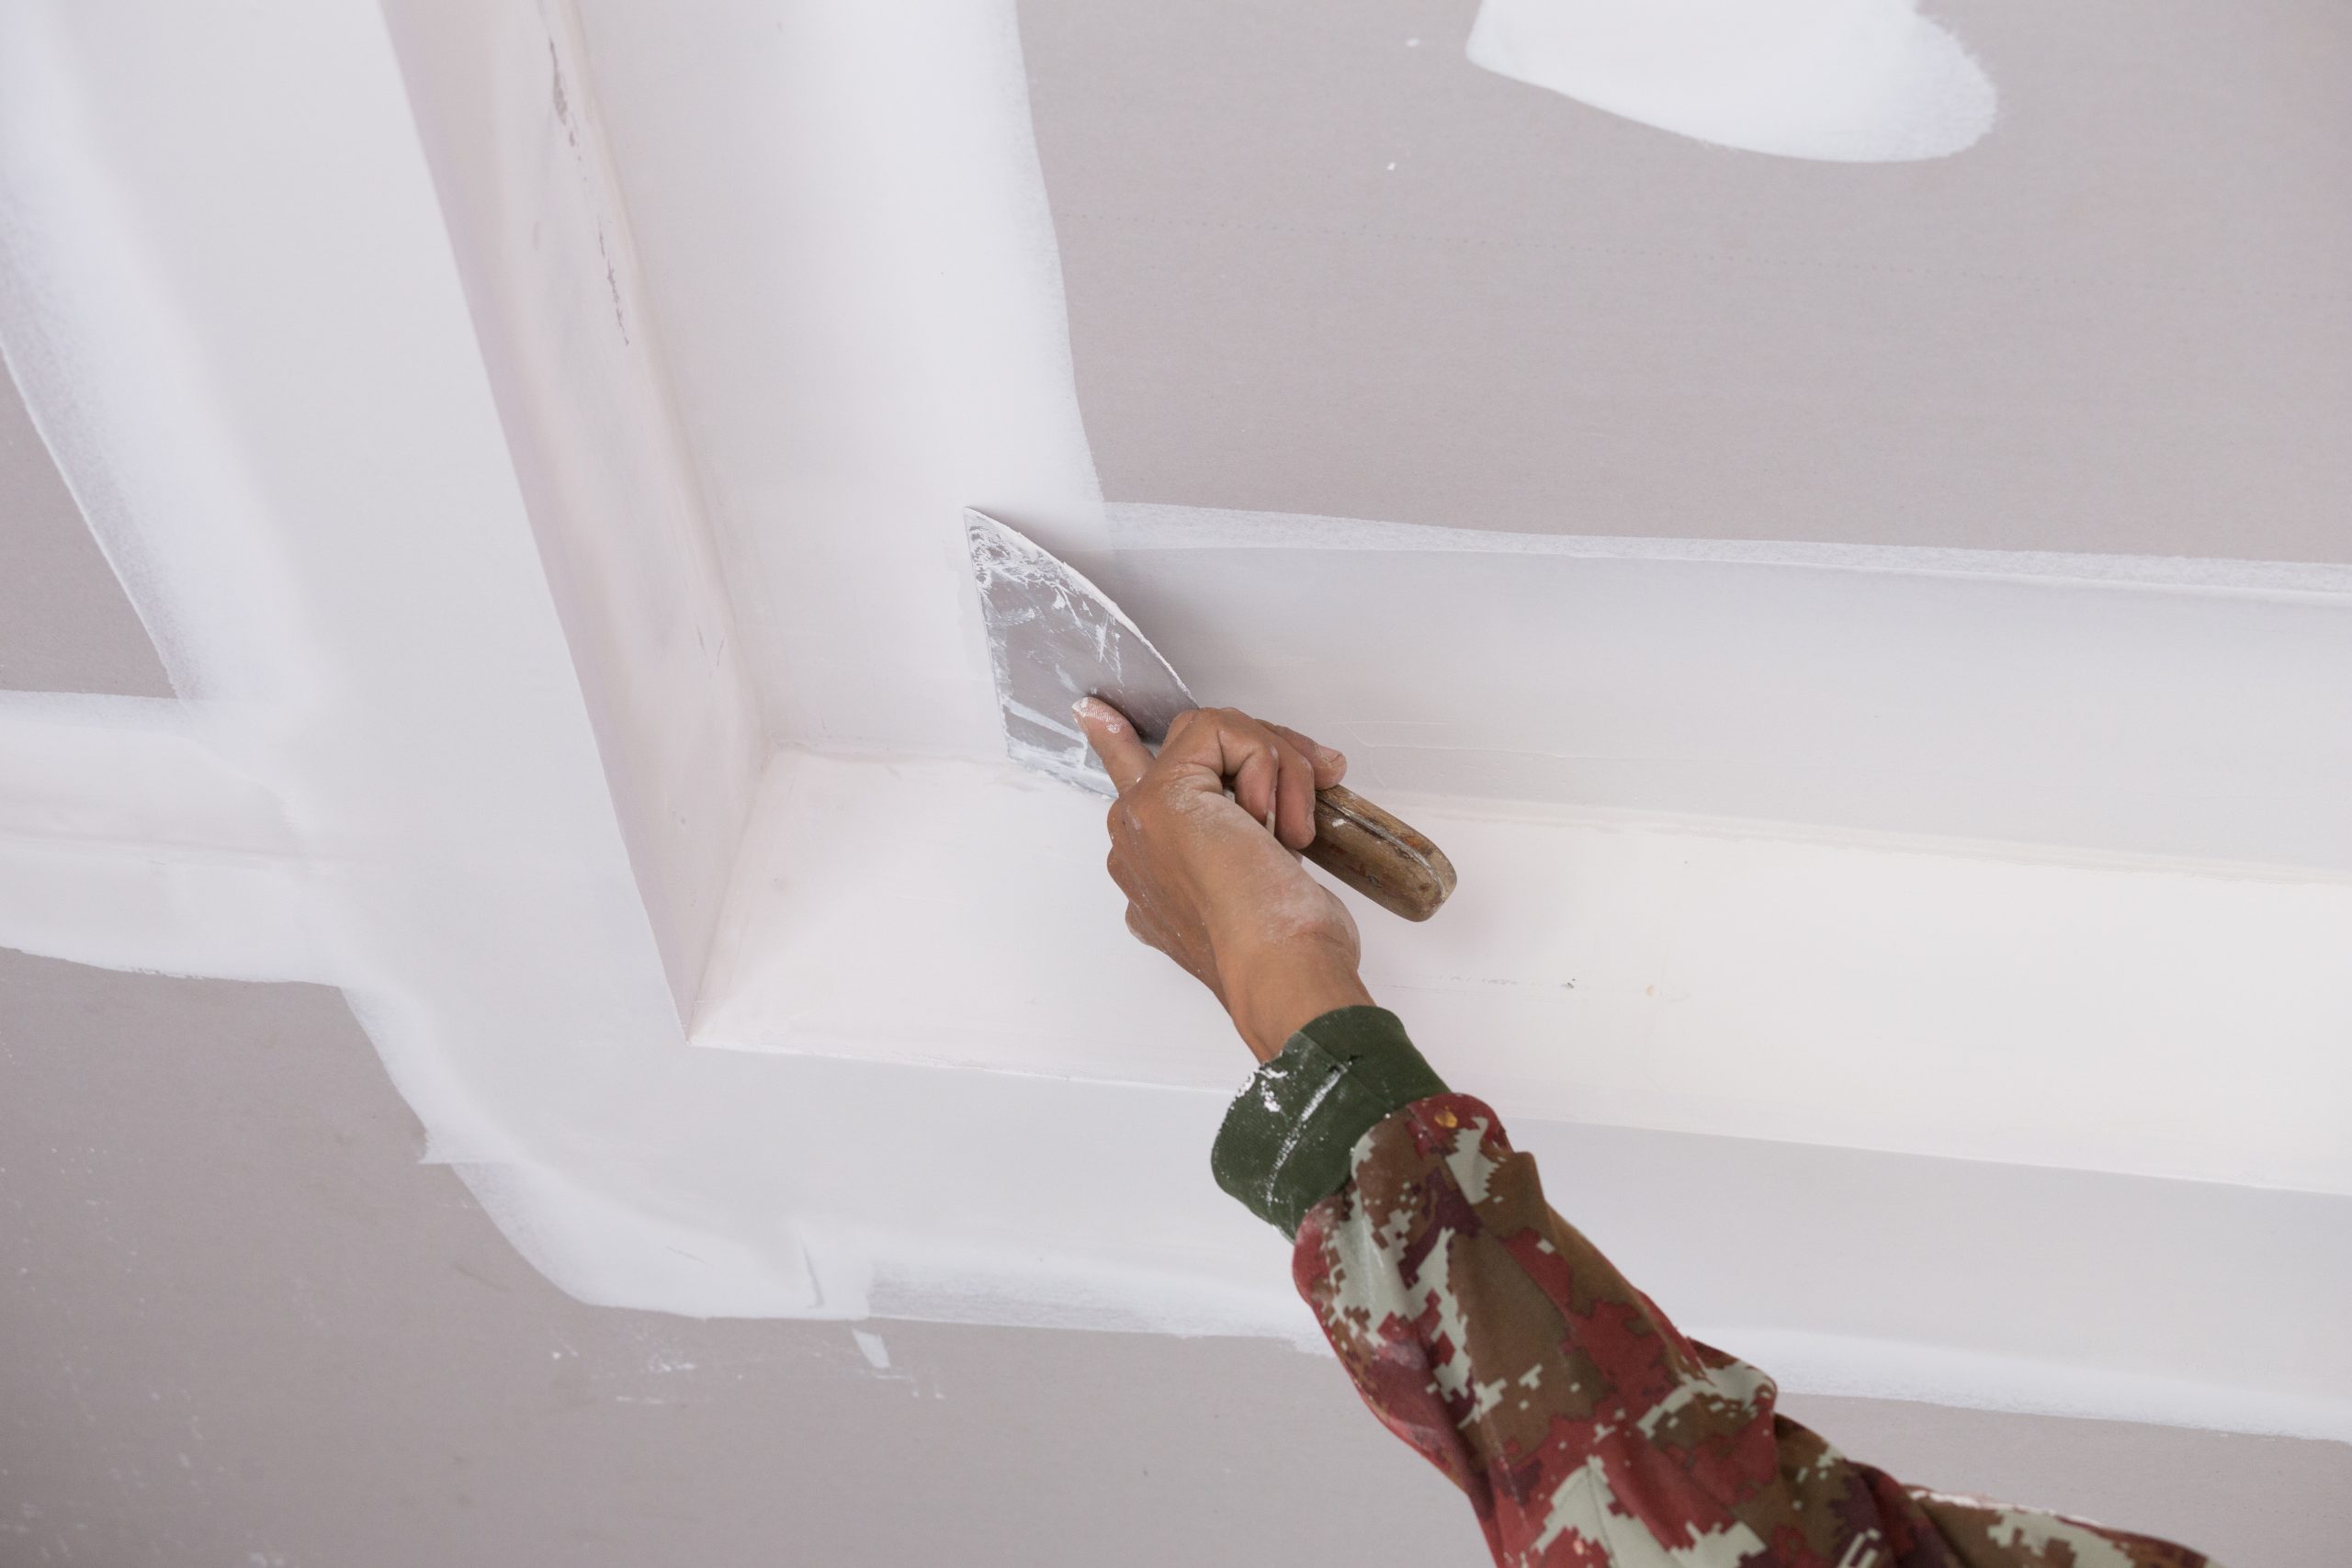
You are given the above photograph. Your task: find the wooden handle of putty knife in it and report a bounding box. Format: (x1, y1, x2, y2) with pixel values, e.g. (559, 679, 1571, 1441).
(1305, 784, 1457, 922)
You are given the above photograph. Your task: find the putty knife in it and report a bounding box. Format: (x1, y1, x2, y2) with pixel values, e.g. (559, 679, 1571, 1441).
(964, 509, 1456, 921)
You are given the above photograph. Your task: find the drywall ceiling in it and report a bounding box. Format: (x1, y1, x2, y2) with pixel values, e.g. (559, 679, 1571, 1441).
(1, 8, 2346, 1554)
(1020, 0, 2352, 561)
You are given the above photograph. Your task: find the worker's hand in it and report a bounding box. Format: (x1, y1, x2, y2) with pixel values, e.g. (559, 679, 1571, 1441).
(1076, 699, 1372, 1063)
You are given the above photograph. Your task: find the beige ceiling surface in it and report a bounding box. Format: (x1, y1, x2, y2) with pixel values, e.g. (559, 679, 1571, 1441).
(1023, 0, 2352, 562)
(0, 365, 169, 695)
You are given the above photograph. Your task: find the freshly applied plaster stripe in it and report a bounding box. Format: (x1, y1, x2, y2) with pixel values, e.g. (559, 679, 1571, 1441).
(1107, 502, 2352, 603)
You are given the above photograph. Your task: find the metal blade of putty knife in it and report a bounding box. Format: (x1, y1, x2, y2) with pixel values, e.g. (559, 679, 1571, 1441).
(964, 508, 1197, 792)
(964, 509, 1456, 921)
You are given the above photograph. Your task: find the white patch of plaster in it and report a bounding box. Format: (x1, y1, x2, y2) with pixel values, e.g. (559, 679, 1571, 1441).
(1466, 0, 1997, 163)
(852, 1329, 892, 1371)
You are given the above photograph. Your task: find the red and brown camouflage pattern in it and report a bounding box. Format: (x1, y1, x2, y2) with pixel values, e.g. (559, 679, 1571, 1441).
(1294, 1093, 2215, 1568)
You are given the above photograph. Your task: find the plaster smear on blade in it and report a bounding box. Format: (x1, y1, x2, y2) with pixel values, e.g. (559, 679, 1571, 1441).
(966, 509, 1193, 795)
(1466, 0, 1997, 164)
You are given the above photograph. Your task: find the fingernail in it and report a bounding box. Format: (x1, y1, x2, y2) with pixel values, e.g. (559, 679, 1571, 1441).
(1072, 695, 1120, 731)
(1318, 745, 1344, 767)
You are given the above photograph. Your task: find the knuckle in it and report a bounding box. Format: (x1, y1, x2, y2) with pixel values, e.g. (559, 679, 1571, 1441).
(1106, 852, 1136, 897)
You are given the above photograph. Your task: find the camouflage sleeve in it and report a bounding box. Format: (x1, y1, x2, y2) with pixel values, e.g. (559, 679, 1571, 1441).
(1212, 1007, 2217, 1568)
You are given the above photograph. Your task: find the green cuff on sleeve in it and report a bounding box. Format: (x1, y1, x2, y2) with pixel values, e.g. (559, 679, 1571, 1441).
(1210, 1006, 1447, 1238)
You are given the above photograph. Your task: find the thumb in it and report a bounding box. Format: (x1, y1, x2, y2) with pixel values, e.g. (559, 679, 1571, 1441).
(1075, 696, 1152, 794)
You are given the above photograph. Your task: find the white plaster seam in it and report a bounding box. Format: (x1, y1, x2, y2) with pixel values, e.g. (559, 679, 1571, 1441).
(1108, 503, 2352, 604)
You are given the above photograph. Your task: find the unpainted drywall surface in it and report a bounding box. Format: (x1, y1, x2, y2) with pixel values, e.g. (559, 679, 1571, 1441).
(5, 946, 2346, 1567)
(0, 361, 167, 695)
(1021, 0, 2352, 561)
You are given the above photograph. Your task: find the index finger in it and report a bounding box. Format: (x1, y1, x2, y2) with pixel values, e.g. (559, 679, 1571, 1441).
(1074, 696, 1153, 794)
